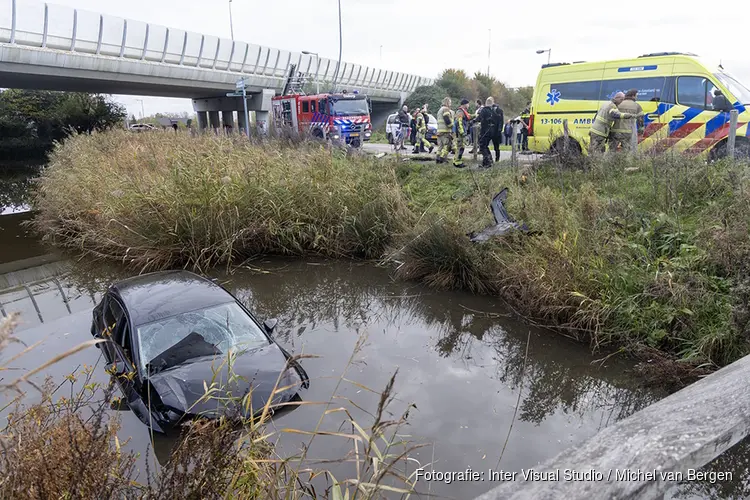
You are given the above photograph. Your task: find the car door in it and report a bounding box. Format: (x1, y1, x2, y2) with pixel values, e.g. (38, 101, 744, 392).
(674, 75, 725, 155)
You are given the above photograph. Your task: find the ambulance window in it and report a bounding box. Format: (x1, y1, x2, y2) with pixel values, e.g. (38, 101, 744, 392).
(311, 101, 317, 113)
(551, 81, 601, 101)
(302, 101, 310, 113)
(599, 77, 668, 102)
(319, 100, 327, 114)
(677, 76, 713, 109)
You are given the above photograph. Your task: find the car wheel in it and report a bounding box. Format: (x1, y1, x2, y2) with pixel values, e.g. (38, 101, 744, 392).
(710, 138, 750, 162)
(312, 128, 325, 140)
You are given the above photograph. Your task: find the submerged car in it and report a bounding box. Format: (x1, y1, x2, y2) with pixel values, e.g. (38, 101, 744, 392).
(90, 270, 309, 433)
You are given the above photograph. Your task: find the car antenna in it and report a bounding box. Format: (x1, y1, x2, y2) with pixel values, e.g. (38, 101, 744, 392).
(719, 59, 724, 70)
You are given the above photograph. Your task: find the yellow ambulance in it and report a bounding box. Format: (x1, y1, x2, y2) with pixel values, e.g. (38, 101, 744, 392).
(527, 52, 750, 159)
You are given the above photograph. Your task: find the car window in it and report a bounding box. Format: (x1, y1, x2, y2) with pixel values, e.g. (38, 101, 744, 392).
(677, 76, 715, 109)
(302, 101, 309, 113)
(549, 80, 602, 101)
(136, 302, 269, 374)
(311, 100, 317, 113)
(319, 100, 327, 114)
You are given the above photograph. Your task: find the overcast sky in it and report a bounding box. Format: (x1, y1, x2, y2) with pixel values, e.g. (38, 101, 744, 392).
(47, 0, 750, 118)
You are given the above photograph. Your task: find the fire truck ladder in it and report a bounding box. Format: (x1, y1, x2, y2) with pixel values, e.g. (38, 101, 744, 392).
(282, 64, 307, 95)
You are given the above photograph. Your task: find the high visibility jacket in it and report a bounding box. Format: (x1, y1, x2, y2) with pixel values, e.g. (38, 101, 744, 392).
(590, 101, 627, 138)
(415, 113, 426, 132)
(438, 106, 454, 134)
(454, 107, 471, 136)
(612, 99, 643, 134)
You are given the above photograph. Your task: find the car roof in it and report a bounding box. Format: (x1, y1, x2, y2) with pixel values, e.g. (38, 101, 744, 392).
(110, 270, 235, 327)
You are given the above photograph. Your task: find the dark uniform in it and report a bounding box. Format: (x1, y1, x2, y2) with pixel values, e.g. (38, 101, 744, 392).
(454, 102, 472, 168)
(478, 106, 497, 168)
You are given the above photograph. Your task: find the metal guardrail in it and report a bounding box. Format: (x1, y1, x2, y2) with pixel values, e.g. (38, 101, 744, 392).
(0, 0, 433, 94)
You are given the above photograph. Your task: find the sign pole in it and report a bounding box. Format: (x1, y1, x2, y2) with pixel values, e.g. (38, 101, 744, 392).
(237, 78, 249, 137)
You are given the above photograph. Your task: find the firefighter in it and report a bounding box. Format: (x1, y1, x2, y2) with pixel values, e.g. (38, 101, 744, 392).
(453, 99, 472, 168)
(589, 92, 634, 154)
(436, 97, 455, 164)
(610, 88, 644, 153)
(412, 109, 434, 154)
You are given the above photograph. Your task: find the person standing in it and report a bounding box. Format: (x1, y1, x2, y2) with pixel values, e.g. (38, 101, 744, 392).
(489, 100, 505, 162)
(396, 105, 411, 151)
(412, 109, 434, 154)
(589, 92, 631, 154)
(478, 97, 498, 168)
(453, 99, 472, 168)
(610, 88, 644, 153)
(503, 120, 513, 146)
(436, 97, 455, 164)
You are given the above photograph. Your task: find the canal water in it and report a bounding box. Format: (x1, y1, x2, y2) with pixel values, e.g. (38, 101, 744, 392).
(0, 168, 747, 499)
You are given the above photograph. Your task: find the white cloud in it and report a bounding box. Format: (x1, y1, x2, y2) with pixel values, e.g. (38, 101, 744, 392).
(43, 0, 750, 114)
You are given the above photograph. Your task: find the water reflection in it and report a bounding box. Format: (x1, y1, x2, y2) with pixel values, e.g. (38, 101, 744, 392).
(11, 257, 749, 499)
(0, 169, 37, 214)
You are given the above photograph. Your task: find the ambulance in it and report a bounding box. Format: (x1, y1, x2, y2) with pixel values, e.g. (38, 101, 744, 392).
(527, 52, 750, 159)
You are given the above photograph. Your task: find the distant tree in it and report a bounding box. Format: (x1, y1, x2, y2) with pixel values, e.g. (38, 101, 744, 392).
(403, 85, 451, 116)
(435, 69, 476, 101)
(0, 90, 125, 161)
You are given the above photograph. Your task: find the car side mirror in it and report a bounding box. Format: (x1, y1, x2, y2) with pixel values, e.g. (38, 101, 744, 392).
(263, 318, 279, 334)
(106, 361, 129, 377)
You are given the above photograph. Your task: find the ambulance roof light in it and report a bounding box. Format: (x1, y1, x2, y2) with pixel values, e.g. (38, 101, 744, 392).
(638, 52, 698, 58)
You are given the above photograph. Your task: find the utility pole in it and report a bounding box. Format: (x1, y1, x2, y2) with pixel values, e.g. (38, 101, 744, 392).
(228, 0, 235, 40)
(136, 99, 145, 120)
(331, 0, 343, 92)
(487, 29, 491, 76)
(380, 45, 383, 65)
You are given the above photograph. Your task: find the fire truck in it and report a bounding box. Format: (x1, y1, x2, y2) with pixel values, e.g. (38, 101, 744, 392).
(271, 90, 373, 147)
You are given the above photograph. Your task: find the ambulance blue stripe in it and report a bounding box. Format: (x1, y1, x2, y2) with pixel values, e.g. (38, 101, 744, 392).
(644, 103, 673, 126)
(668, 107, 702, 136)
(705, 112, 729, 137)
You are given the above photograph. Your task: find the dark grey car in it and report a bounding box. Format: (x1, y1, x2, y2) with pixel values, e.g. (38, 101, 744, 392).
(90, 270, 309, 433)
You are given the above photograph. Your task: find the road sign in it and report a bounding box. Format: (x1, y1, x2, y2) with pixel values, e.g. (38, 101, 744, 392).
(226, 92, 244, 97)
(235, 78, 246, 90)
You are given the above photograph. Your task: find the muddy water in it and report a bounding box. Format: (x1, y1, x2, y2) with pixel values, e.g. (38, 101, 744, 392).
(0, 170, 748, 499)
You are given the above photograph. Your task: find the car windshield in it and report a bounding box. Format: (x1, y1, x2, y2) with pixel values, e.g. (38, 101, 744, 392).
(330, 98, 369, 116)
(714, 72, 750, 105)
(137, 302, 269, 375)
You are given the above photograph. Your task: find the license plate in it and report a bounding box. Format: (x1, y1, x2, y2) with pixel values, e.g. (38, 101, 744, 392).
(350, 133, 360, 137)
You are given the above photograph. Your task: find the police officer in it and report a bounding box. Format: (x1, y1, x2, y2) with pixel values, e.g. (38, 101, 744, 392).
(436, 97, 455, 164)
(453, 99, 472, 168)
(611, 88, 643, 153)
(589, 92, 634, 154)
(478, 97, 498, 168)
(412, 109, 434, 154)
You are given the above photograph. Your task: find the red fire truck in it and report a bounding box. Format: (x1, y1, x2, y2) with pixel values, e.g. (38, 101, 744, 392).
(271, 91, 373, 147)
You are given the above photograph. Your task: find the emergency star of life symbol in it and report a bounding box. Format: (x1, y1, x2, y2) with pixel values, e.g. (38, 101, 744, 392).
(546, 89, 561, 105)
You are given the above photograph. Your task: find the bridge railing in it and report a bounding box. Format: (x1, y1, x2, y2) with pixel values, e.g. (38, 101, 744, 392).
(0, 0, 433, 94)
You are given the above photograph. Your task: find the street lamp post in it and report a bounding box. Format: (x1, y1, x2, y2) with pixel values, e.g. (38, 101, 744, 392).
(379, 45, 383, 65)
(331, 0, 342, 92)
(136, 99, 145, 120)
(302, 51, 320, 94)
(228, 0, 235, 41)
(536, 48, 551, 65)
(488, 29, 491, 75)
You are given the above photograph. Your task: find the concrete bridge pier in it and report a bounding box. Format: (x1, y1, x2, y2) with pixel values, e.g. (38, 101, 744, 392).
(237, 112, 248, 134)
(196, 111, 208, 131)
(221, 111, 235, 131)
(208, 111, 220, 132)
(193, 89, 275, 134)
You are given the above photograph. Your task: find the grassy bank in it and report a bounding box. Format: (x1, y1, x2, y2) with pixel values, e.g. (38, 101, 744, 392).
(396, 154, 750, 375)
(31, 131, 750, 374)
(33, 131, 412, 271)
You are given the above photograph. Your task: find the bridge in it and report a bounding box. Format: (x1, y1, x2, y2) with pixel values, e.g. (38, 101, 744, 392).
(0, 0, 432, 129)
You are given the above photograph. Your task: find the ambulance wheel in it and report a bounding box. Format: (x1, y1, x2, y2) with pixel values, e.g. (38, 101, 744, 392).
(710, 138, 750, 162)
(550, 137, 582, 156)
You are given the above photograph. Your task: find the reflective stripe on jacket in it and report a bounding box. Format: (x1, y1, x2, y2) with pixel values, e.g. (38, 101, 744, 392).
(611, 99, 642, 134)
(590, 101, 624, 138)
(437, 106, 454, 134)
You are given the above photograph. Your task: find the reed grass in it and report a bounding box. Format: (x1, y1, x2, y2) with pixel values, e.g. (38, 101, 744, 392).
(32, 130, 413, 272)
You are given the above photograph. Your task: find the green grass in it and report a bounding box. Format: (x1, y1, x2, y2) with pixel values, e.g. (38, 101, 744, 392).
(394, 154, 750, 371)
